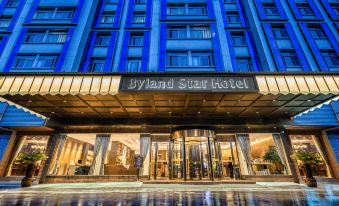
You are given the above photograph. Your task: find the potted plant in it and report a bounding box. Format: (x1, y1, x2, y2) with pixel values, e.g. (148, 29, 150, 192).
(291, 151, 322, 187)
(263, 146, 283, 174)
(15, 152, 47, 187)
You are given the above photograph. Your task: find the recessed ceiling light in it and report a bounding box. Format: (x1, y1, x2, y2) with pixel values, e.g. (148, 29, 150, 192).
(139, 111, 143, 114)
(81, 112, 84, 114)
(168, 111, 172, 114)
(256, 112, 259, 114)
(63, 100, 67, 103)
(203, 100, 206, 102)
(51, 112, 55, 114)
(197, 111, 201, 114)
(307, 100, 312, 102)
(238, 100, 241, 102)
(28, 100, 32, 103)
(110, 112, 113, 114)
(272, 100, 276, 102)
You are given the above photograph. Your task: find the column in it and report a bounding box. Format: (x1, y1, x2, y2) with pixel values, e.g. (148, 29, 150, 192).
(280, 132, 301, 183)
(139, 134, 151, 177)
(88, 134, 111, 175)
(235, 134, 253, 175)
(39, 133, 67, 184)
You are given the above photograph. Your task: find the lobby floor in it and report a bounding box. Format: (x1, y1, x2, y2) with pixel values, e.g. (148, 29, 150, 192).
(0, 182, 338, 205)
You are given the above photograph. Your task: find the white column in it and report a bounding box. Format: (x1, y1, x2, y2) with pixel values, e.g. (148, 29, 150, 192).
(139, 134, 151, 177)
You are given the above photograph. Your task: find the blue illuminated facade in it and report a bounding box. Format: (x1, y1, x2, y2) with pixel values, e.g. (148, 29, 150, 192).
(0, 0, 338, 73)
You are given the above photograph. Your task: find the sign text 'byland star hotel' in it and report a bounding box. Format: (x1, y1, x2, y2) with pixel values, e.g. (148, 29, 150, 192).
(120, 76, 258, 92)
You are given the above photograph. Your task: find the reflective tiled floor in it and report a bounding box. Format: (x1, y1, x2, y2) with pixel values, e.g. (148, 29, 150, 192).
(0, 183, 338, 206)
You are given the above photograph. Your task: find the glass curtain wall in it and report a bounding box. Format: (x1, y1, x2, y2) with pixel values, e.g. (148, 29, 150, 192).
(48, 134, 140, 176)
(150, 142, 169, 179)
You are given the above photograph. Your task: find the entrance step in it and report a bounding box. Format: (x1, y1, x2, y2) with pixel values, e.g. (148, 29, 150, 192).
(143, 180, 256, 184)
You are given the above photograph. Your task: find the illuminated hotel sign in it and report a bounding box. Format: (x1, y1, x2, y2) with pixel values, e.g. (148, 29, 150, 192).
(119, 76, 258, 92)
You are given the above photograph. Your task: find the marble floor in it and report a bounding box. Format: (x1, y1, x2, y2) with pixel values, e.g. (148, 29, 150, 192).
(0, 182, 338, 205)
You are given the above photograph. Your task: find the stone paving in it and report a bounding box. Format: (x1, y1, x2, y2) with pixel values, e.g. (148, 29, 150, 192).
(0, 182, 338, 205)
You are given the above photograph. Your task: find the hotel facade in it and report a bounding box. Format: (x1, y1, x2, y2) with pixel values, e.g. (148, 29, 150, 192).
(0, 0, 338, 183)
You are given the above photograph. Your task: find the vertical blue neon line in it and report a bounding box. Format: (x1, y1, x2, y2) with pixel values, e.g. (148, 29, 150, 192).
(322, 23, 339, 55)
(72, 0, 85, 23)
(275, 0, 288, 19)
(114, 0, 124, 28)
(285, 23, 310, 72)
(7, 0, 25, 32)
(160, 0, 166, 20)
(210, 24, 223, 72)
(308, 0, 323, 20)
(94, 0, 105, 27)
(207, 0, 215, 19)
(55, 28, 75, 72)
(299, 23, 328, 71)
(159, 23, 166, 72)
(126, 0, 135, 27)
(105, 31, 117, 72)
(145, 0, 152, 27)
(225, 31, 237, 72)
(119, 31, 130, 72)
(262, 23, 285, 72)
(287, 0, 302, 20)
(218, 0, 227, 27)
(245, 31, 260, 72)
(24, 0, 40, 24)
(4, 28, 27, 72)
(254, 0, 266, 20)
(81, 32, 97, 72)
(141, 31, 150, 72)
(236, 0, 247, 27)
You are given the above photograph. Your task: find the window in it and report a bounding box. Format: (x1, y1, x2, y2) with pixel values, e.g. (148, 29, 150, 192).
(0, 18, 11, 28)
(24, 30, 67, 43)
(224, 0, 235, 4)
(227, 12, 240, 23)
(192, 52, 214, 66)
(281, 51, 301, 67)
(126, 59, 142, 72)
(264, 4, 279, 16)
(101, 13, 115, 24)
(129, 34, 144, 46)
(89, 58, 105, 72)
(167, 4, 207, 15)
(135, 0, 147, 4)
(272, 26, 289, 39)
(6, 0, 19, 7)
(133, 13, 146, 23)
(298, 5, 314, 16)
(322, 51, 339, 67)
(95, 33, 111, 46)
(231, 33, 247, 46)
(33, 8, 74, 20)
(167, 52, 189, 67)
(168, 26, 187, 39)
(236, 58, 253, 72)
(167, 52, 214, 67)
(105, 0, 118, 5)
(309, 26, 327, 39)
(190, 26, 211, 39)
(13, 55, 59, 70)
(168, 25, 211, 39)
(333, 6, 339, 16)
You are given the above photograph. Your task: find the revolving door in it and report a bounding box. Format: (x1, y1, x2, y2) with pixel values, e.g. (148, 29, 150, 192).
(169, 129, 220, 181)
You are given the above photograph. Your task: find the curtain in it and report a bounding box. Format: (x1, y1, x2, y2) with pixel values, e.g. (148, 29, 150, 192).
(236, 134, 253, 175)
(6, 136, 26, 176)
(88, 134, 111, 175)
(312, 135, 333, 177)
(272, 134, 288, 174)
(48, 135, 67, 175)
(139, 135, 151, 176)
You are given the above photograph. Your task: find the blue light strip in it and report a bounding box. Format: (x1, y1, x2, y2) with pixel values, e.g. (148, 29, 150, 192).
(141, 31, 150, 72)
(0, 0, 8, 15)
(125, 0, 135, 27)
(308, 0, 323, 20)
(287, 0, 302, 20)
(94, 0, 105, 27)
(285, 23, 310, 71)
(4, 28, 27, 72)
(55, 28, 75, 72)
(160, 0, 166, 20)
(24, 0, 40, 24)
(262, 23, 285, 71)
(275, 0, 288, 19)
(321, 0, 338, 20)
(159, 23, 166, 72)
(7, 0, 25, 32)
(105, 31, 118, 72)
(322, 23, 339, 55)
(254, 0, 266, 20)
(207, 0, 215, 19)
(145, 0, 152, 27)
(72, 0, 85, 23)
(218, 0, 227, 27)
(114, 0, 124, 28)
(236, 0, 247, 27)
(245, 31, 261, 72)
(299, 23, 328, 71)
(118, 31, 130, 72)
(210, 24, 223, 71)
(81, 32, 97, 72)
(225, 31, 237, 72)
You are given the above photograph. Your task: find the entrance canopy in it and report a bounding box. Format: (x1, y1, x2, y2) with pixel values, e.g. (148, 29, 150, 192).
(0, 74, 337, 132)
